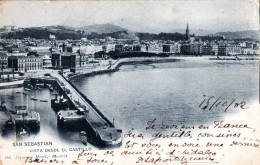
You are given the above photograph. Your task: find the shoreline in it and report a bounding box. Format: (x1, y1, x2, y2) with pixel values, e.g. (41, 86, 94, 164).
(66, 55, 259, 82)
(67, 57, 181, 81)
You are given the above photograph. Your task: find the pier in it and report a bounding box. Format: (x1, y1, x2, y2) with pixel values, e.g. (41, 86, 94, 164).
(26, 72, 122, 146)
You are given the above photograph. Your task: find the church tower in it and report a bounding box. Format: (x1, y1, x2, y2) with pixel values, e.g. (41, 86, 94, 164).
(185, 23, 190, 40)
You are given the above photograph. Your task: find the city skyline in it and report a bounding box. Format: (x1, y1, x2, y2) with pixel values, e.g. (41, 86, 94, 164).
(0, 0, 258, 33)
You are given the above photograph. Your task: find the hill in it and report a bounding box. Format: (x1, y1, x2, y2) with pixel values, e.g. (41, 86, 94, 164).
(211, 30, 259, 40)
(0, 26, 82, 40)
(74, 23, 128, 34)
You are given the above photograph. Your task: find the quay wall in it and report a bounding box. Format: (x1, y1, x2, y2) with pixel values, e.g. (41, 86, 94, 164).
(60, 73, 114, 127)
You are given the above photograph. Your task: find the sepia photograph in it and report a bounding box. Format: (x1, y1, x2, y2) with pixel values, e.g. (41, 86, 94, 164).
(0, 0, 259, 164)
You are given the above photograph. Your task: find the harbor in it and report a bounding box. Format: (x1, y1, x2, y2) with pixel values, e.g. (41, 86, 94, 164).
(24, 72, 122, 146)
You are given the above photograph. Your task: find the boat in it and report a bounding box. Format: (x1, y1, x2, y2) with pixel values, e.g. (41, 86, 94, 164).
(40, 100, 48, 102)
(49, 87, 54, 92)
(82, 139, 87, 146)
(30, 97, 37, 101)
(22, 92, 27, 95)
(24, 88, 31, 91)
(8, 106, 40, 130)
(80, 131, 87, 136)
(36, 83, 45, 88)
(16, 92, 21, 94)
(0, 79, 25, 89)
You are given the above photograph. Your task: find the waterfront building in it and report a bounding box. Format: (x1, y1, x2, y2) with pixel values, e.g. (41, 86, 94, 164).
(176, 43, 181, 53)
(217, 44, 227, 56)
(226, 44, 241, 55)
(212, 44, 218, 55)
(8, 56, 43, 72)
(241, 47, 258, 55)
(51, 52, 88, 69)
(163, 44, 179, 54)
(217, 44, 241, 56)
(190, 43, 202, 55)
(180, 43, 191, 55)
(51, 53, 72, 69)
(202, 44, 212, 55)
(146, 43, 162, 53)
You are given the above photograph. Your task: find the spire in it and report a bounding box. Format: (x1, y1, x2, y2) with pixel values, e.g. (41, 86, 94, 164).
(185, 23, 190, 40)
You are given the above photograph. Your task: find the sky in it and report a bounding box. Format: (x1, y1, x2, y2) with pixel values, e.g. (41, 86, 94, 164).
(0, 0, 258, 33)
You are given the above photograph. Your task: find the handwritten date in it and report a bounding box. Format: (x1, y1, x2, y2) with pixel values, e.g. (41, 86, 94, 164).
(199, 95, 249, 111)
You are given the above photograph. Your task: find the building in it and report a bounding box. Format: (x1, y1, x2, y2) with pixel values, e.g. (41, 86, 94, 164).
(0, 52, 8, 69)
(202, 44, 212, 55)
(163, 44, 179, 54)
(42, 55, 52, 67)
(115, 44, 124, 52)
(68, 45, 103, 55)
(123, 45, 133, 52)
(79, 53, 88, 67)
(190, 43, 202, 55)
(8, 56, 43, 72)
(240, 41, 253, 48)
(102, 44, 115, 53)
(146, 43, 162, 53)
(51, 52, 88, 69)
(212, 45, 218, 55)
(51, 53, 72, 69)
(185, 23, 190, 41)
(217, 44, 241, 56)
(3, 26, 17, 32)
(49, 34, 56, 40)
(8, 52, 27, 56)
(132, 45, 147, 52)
(180, 44, 191, 55)
(226, 44, 241, 55)
(217, 45, 227, 56)
(241, 47, 258, 55)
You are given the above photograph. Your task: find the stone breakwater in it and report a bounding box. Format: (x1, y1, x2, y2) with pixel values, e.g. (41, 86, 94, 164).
(67, 57, 181, 81)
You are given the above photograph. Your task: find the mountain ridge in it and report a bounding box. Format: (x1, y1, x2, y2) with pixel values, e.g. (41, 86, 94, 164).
(0, 24, 258, 40)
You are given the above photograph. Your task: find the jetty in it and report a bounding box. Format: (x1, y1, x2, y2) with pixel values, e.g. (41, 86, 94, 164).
(26, 72, 122, 146)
